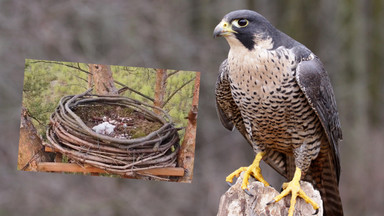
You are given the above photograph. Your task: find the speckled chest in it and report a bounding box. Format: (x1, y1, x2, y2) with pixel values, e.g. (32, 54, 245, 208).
(227, 47, 317, 150)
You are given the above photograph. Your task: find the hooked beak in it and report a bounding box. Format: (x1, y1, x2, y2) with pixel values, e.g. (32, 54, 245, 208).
(213, 20, 237, 38)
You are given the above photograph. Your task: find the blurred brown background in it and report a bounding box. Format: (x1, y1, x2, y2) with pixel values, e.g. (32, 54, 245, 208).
(1, 0, 383, 215)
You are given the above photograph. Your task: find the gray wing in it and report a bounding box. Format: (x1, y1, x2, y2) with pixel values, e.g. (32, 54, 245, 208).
(295, 55, 342, 180)
(215, 59, 243, 132)
(215, 59, 289, 177)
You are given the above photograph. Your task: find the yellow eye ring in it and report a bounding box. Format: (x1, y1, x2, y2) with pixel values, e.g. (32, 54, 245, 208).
(233, 18, 249, 28)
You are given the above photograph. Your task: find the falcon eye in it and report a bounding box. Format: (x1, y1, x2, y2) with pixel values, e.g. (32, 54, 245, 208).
(235, 18, 249, 27)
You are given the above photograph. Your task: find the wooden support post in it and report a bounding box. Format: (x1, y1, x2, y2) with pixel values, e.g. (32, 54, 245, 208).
(36, 162, 185, 177)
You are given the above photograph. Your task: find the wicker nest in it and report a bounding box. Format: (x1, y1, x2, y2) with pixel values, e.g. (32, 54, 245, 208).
(46, 90, 180, 179)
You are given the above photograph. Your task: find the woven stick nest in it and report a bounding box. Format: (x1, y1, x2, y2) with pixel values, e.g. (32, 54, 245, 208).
(46, 89, 180, 179)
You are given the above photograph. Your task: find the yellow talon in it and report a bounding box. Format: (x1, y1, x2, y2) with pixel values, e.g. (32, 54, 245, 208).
(226, 152, 270, 190)
(225, 167, 248, 183)
(271, 167, 319, 216)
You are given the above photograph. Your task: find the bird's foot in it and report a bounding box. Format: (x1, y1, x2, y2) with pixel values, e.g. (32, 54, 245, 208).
(225, 152, 270, 192)
(267, 167, 319, 216)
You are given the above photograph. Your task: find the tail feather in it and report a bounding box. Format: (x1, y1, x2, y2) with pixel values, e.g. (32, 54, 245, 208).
(309, 149, 343, 216)
(263, 149, 288, 178)
(263, 144, 343, 215)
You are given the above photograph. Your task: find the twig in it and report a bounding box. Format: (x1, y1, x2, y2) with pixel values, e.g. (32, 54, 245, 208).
(163, 77, 195, 107)
(30, 60, 90, 74)
(167, 70, 180, 78)
(114, 80, 154, 102)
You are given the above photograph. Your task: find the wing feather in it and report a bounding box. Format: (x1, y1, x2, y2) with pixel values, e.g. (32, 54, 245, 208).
(215, 59, 242, 132)
(295, 55, 342, 181)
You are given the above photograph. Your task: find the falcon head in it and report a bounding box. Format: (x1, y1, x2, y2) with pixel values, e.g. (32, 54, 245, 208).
(214, 10, 294, 51)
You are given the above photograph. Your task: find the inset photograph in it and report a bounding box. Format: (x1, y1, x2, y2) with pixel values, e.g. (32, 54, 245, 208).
(18, 59, 200, 183)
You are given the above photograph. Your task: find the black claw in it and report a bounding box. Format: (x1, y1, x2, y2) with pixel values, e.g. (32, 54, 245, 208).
(312, 208, 319, 215)
(266, 200, 275, 206)
(244, 188, 254, 196)
(226, 181, 233, 187)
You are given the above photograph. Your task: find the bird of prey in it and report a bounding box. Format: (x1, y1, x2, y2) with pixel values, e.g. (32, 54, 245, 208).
(214, 10, 343, 216)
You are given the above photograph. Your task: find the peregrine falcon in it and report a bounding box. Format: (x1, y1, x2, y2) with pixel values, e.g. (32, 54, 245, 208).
(214, 10, 343, 216)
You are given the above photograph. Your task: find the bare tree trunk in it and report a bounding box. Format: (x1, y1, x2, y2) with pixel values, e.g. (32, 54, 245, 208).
(17, 106, 53, 171)
(177, 73, 200, 183)
(154, 68, 167, 114)
(88, 64, 118, 95)
(88, 67, 93, 89)
(217, 173, 324, 216)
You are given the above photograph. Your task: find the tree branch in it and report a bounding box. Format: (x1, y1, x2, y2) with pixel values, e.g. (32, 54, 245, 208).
(30, 60, 90, 74)
(163, 77, 195, 107)
(114, 80, 154, 102)
(167, 70, 181, 78)
(30, 60, 155, 102)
